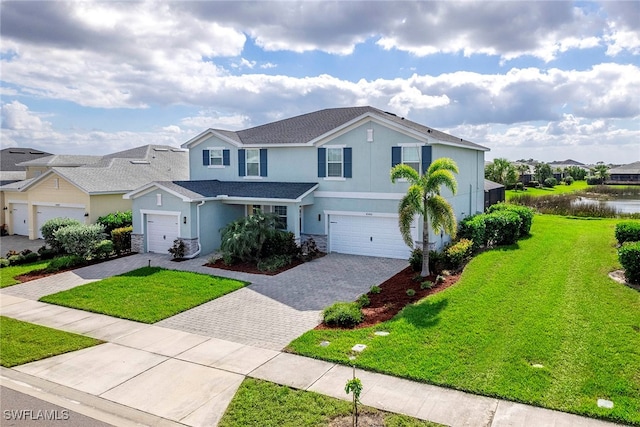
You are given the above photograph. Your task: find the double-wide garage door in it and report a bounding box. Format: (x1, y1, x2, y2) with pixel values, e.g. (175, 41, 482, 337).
(146, 214, 179, 253)
(328, 214, 415, 259)
(36, 206, 85, 238)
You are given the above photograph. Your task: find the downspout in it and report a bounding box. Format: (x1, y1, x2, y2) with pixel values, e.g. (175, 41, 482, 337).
(183, 200, 205, 259)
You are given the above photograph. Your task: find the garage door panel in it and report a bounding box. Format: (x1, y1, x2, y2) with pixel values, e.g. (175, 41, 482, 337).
(36, 206, 86, 239)
(329, 214, 415, 259)
(147, 214, 179, 253)
(11, 204, 29, 236)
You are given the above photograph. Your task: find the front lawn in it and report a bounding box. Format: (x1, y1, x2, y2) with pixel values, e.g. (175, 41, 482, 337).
(289, 215, 640, 425)
(39, 267, 248, 323)
(0, 316, 103, 367)
(219, 378, 441, 427)
(0, 260, 50, 288)
(506, 179, 588, 199)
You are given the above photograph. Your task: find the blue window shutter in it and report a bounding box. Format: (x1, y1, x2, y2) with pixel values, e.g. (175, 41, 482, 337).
(421, 145, 432, 174)
(343, 147, 352, 178)
(259, 149, 267, 177)
(202, 150, 210, 166)
(391, 146, 401, 167)
(238, 149, 246, 176)
(223, 149, 230, 166)
(317, 148, 326, 177)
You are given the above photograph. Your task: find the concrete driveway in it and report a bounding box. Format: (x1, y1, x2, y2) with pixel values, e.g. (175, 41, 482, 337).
(2, 252, 407, 350)
(0, 235, 46, 255)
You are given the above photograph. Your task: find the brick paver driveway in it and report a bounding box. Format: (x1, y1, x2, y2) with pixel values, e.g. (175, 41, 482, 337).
(157, 253, 407, 350)
(1, 252, 407, 351)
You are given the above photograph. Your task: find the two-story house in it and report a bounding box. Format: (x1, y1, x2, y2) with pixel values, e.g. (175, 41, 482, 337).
(125, 106, 488, 259)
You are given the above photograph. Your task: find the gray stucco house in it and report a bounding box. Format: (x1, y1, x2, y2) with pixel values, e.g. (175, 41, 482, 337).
(125, 106, 488, 259)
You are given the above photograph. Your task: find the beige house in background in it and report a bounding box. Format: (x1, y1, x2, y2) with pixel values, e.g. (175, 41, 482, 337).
(2, 145, 188, 240)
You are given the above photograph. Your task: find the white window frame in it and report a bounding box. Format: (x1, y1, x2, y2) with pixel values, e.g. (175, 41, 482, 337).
(273, 205, 287, 229)
(246, 148, 260, 177)
(401, 145, 421, 173)
(326, 147, 343, 178)
(209, 148, 224, 167)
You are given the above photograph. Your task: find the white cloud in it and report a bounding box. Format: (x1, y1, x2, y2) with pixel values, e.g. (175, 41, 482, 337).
(1, 100, 51, 130)
(179, 110, 251, 130)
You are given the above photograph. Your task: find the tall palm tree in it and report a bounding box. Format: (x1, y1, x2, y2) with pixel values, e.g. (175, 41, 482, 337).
(592, 164, 609, 184)
(391, 158, 459, 277)
(517, 164, 529, 186)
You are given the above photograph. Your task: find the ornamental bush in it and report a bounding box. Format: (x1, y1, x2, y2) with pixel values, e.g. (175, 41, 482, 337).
(487, 203, 534, 237)
(94, 240, 114, 259)
(564, 176, 574, 185)
(53, 223, 107, 259)
(97, 211, 132, 235)
(458, 215, 487, 250)
(618, 241, 640, 284)
(543, 177, 558, 188)
(45, 255, 86, 273)
(483, 210, 522, 246)
(111, 226, 133, 255)
(322, 302, 364, 328)
(220, 211, 282, 263)
(615, 221, 640, 245)
(445, 238, 474, 269)
(41, 217, 82, 253)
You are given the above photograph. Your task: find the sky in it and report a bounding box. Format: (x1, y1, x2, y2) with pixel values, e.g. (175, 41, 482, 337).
(1, 1, 639, 165)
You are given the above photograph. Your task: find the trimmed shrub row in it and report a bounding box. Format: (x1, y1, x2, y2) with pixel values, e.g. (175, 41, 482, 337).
(322, 301, 364, 328)
(618, 242, 640, 284)
(458, 204, 533, 248)
(615, 221, 640, 245)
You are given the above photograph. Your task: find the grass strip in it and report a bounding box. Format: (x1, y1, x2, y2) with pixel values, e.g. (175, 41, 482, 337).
(0, 260, 49, 288)
(39, 267, 248, 323)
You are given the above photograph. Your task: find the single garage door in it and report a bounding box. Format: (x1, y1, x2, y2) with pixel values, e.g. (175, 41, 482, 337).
(147, 214, 179, 253)
(329, 214, 416, 259)
(36, 205, 85, 238)
(11, 203, 29, 236)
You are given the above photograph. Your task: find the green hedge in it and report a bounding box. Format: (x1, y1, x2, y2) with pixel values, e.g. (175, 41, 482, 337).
(111, 226, 133, 255)
(484, 210, 522, 246)
(615, 221, 640, 245)
(54, 224, 107, 259)
(458, 215, 487, 250)
(618, 241, 640, 284)
(445, 238, 474, 269)
(487, 203, 534, 237)
(97, 211, 132, 235)
(322, 302, 364, 328)
(41, 218, 82, 253)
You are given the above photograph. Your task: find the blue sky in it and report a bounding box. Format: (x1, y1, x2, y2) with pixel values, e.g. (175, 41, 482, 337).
(1, 0, 638, 164)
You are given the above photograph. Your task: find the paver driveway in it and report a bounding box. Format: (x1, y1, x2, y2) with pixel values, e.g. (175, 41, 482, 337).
(2, 252, 407, 350)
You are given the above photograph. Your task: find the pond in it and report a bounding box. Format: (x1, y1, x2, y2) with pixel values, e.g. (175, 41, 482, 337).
(573, 197, 640, 214)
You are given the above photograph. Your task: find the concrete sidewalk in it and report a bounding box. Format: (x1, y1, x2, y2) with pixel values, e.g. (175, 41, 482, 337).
(0, 295, 619, 427)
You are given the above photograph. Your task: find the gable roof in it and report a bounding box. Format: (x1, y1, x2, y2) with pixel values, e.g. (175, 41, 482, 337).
(609, 161, 640, 174)
(183, 106, 488, 151)
(5, 145, 188, 194)
(548, 159, 585, 166)
(484, 179, 505, 191)
(126, 180, 318, 203)
(1, 147, 52, 171)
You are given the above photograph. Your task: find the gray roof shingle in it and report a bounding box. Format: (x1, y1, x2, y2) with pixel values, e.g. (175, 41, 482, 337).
(1, 147, 52, 171)
(157, 180, 318, 201)
(609, 161, 640, 174)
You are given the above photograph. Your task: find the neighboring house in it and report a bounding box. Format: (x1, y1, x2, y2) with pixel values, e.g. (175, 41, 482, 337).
(548, 159, 588, 180)
(126, 106, 488, 260)
(484, 179, 505, 210)
(607, 161, 640, 184)
(1, 145, 188, 239)
(0, 147, 52, 231)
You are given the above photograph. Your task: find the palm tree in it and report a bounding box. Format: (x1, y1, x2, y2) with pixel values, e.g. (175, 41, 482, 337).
(391, 158, 459, 277)
(592, 164, 609, 184)
(517, 164, 529, 186)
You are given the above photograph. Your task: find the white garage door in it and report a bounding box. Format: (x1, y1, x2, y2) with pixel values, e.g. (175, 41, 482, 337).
(329, 214, 416, 259)
(11, 203, 29, 236)
(147, 214, 179, 253)
(36, 205, 86, 238)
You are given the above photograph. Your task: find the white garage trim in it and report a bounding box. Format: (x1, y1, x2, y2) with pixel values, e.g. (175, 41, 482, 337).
(33, 202, 85, 209)
(10, 202, 28, 236)
(142, 210, 180, 254)
(325, 211, 417, 259)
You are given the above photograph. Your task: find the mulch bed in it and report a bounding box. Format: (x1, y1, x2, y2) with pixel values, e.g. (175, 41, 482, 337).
(204, 258, 306, 276)
(315, 266, 461, 330)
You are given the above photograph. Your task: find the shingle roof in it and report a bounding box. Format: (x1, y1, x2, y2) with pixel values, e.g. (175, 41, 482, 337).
(609, 161, 640, 174)
(484, 179, 505, 191)
(157, 180, 318, 201)
(1, 147, 52, 171)
(198, 106, 488, 151)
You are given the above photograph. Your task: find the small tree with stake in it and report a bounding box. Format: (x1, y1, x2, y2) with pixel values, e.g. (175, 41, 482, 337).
(345, 366, 363, 427)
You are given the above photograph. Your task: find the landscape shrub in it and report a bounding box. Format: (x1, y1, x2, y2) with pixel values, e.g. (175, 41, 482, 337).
(97, 211, 132, 235)
(23, 252, 39, 263)
(45, 255, 86, 273)
(445, 238, 474, 269)
(564, 176, 574, 185)
(483, 210, 522, 246)
(525, 180, 539, 188)
(543, 177, 558, 188)
(168, 238, 186, 259)
(300, 237, 321, 261)
(514, 182, 524, 191)
(322, 302, 363, 328)
(94, 240, 114, 259)
(257, 254, 292, 272)
(409, 248, 446, 274)
(409, 248, 423, 272)
(615, 221, 640, 244)
(406, 289, 416, 296)
(586, 175, 600, 185)
(5, 250, 20, 258)
(487, 203, 534, 237)
(37, 245, 57, 260)
(356, 294, 370, 308)
(369, 285, 381, 294)
(436, 275, 445, 284)
(220, 212, 281, 264)
(420, 280, 433, 289)
(8, 255, 24, 266)
(54, 223, 107, 259)
(111, 226, 133, 255)
(41, 218, 82, 253)
(618, 241, 640, 284)
(0, 258, 8, 268)
(262, 231, 301, 259)
(458, 215, 487, 250)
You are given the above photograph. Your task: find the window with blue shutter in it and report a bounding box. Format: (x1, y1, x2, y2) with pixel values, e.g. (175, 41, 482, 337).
(238, 149, 246, 176)
(421, 145, 432, 174)
(259, 149, 267, 177)
(391, 146, 401, 167)
(223, 149, 230, 166)
(202, 150, 210, 166)
(343, 147, 352, 178)
(318, 148, 326, 177)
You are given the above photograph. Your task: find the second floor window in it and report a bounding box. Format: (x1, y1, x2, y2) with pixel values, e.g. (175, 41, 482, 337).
(327, 148, 343, 177)
(402, 146, 420, 172)
(210, 149, 223, 166)
(246, 149, 260, 176)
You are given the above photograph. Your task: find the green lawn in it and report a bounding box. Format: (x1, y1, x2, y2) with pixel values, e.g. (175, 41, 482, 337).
(219, 378, 441, 427)
(0, 316, 103, 367)
(0, 260, 50, 288)
(506, 179, 588, 200)
(39, 267, 248, 323)
(289, 215, 640, 425)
